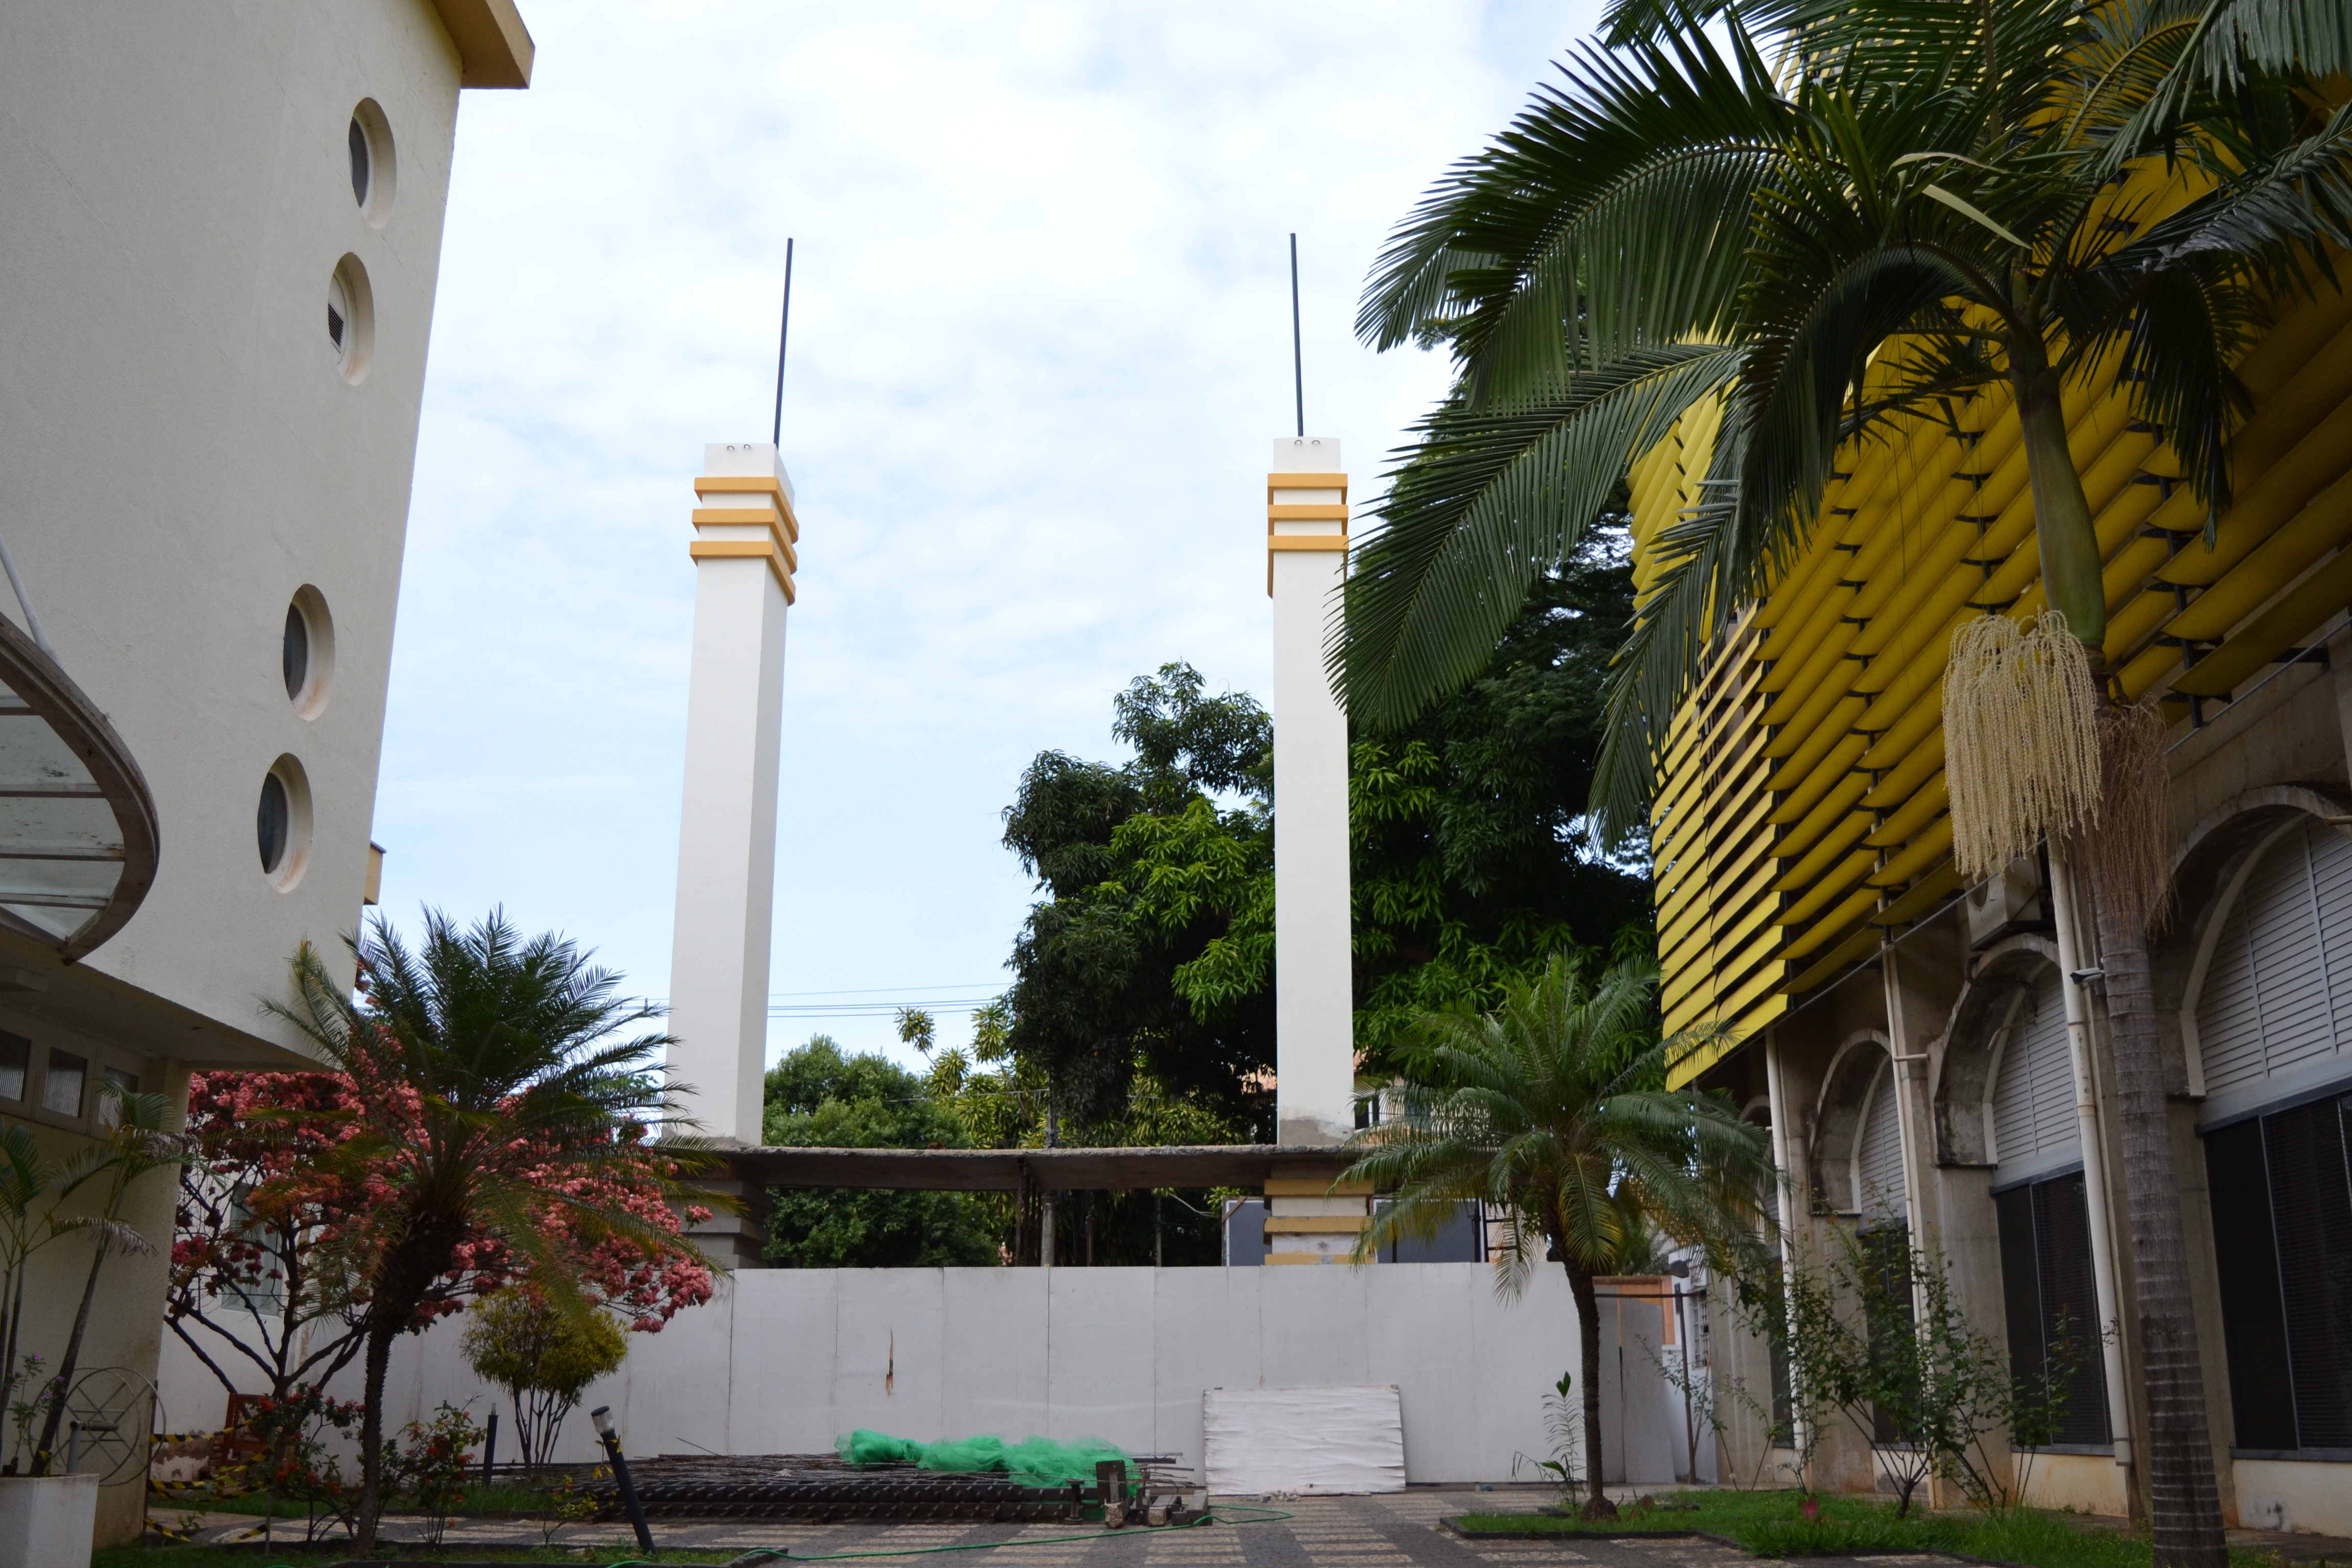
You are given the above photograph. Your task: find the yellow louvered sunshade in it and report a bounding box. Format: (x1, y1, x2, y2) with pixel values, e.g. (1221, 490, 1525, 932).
(1644, 166, 2352, 1090)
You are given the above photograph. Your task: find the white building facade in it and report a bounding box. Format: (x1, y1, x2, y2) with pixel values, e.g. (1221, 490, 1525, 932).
(0, 1, 530, 1544)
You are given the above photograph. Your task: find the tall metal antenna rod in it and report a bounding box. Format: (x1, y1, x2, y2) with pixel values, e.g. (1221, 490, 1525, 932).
(771, 237, 795, 447)
(1289, 233, 1305, 438)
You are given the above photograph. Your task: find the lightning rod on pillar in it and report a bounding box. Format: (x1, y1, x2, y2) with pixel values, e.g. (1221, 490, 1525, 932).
(772, 238, 794, 446)
(1289, 232, 1304, 439)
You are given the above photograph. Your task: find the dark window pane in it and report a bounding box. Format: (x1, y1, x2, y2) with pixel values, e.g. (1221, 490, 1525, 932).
(282, 603, 309, 699)
(2207, 1118, 2297, 1449)
(2032, 1172, 2111, 1444)
(1996, 1186, 2046, 1428)
(327, 303, 344, 349)
(1865, 1223, 1914, 1444)
(41, 1050, 84, 1117)
(257, 773, 288, 873)
(0, 1034, 25, 1101)
(2264, 1098, 2352, 1449)
(348, 117, 369, 206)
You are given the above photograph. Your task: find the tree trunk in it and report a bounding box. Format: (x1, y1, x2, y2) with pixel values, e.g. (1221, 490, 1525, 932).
(1563, 1261, 1615, 1518)
(28, 1236, 108, 1475)
(2013, 345, 2108, 647)
(354, 1317, 397, 1554)
(2095, 892, 2228, 1568)
(2011, 335, 2230, 1568)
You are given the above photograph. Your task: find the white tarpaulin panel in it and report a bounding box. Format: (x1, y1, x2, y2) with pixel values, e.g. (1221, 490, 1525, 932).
(1202, 1385, 1406, 1494)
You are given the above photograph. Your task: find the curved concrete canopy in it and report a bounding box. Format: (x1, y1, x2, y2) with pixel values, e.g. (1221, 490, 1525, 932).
(0, 616, 158, 961)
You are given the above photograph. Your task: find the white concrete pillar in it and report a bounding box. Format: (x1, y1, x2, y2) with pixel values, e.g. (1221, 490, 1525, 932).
(1267, 434, 1355, 1169)
(667, 442, 797, 1153)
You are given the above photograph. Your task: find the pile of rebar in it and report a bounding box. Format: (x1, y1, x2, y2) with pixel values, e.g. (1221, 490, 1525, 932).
(584, 1453, 1198, 1525)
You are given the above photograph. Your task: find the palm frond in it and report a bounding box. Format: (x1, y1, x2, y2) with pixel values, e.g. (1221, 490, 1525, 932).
(1358, 22, 1791, 389)
(1336, 345, 1743, 732)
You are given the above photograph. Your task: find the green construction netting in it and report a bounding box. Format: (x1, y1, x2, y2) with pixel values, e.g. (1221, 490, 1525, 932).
(836, 1430, 1133, 1487)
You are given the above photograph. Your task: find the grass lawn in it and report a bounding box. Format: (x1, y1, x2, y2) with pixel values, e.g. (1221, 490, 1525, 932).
(1453, 1489, 2286, 1568)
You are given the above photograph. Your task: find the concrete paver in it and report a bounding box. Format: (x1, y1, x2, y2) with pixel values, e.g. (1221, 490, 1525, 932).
(165, 1490, 2352, 1566)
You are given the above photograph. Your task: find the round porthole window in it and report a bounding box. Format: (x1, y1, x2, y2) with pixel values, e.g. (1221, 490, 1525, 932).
(257, 774, 288, 872)
(347, 100, 396, 227)
(281, 586, 334, 718)
(256, 756, 313, 890)
(327, 255, 373, 383)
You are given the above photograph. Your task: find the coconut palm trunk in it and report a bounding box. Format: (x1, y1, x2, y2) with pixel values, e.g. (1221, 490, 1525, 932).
(2014, 383, 2226, 1568)
(355, 1315, 398, 1553)
(2099, 896, 2227, 1566)
(28, 1233, 109, 1475)
(1563, 1255, 1610, 1514)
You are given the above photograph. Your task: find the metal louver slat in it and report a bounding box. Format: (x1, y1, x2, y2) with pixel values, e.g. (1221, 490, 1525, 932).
(2251, 828, 2333, 1075)
(2199, 823, 2352, 1101)
(2312, 828, 2352, 1036)
(1857, 1058, 1907, 1226)
(1993, 971, 2079, 1178)
(2202, 843, 2294, 1098)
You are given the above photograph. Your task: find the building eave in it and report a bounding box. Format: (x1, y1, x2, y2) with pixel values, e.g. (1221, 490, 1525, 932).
(431, 0, 533, 88)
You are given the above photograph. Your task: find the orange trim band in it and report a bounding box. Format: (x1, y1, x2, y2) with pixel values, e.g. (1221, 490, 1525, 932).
(1267, 472, 1349, 499)
(693, 476, 801, 541)
(1268, 504, 1350, 523)
(692, 509, 800, 567)
(688, 538, 797, 602)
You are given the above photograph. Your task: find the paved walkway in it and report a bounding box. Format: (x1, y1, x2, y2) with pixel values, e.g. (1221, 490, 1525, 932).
(172, 1490, 2352, 1566)
(180, 1489, 1945, 1563)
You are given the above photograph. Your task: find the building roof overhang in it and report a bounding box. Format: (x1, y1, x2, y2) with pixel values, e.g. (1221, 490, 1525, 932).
(431, 0, 534, 88)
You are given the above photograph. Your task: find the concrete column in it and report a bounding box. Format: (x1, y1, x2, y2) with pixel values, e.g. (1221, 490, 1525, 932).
(667, 441, 797, 1168)
(1267, 436, 1353, 1146)
(1263, 436, 1358, 1265)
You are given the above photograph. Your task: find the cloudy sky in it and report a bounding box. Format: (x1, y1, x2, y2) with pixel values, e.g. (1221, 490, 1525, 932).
(378, 0, 1604, 1075)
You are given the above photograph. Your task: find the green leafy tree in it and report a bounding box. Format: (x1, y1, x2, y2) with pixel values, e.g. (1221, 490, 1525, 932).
(1340, 6, 2350, 1559)
(915, 1006, 1249, 1266)
(271, 910, 717, 1553)
(460, 1285, 628, 1474)
(1351, 537, 1652, 1067)
(760, 1036, 1000, 1268)
(1125, 550, 1653, 1077)
(1343, 952, 1771, 1517)
(1002, 665, 1276, 1132)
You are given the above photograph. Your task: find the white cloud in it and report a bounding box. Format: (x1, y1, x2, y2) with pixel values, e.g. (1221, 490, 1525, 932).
(377, 0, 1601, 1076)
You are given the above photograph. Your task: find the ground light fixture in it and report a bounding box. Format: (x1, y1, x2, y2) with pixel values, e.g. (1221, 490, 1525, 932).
(591, 1404, 656, 1553)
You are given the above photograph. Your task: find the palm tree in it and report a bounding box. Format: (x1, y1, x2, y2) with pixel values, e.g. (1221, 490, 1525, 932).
(271, 909, 717, 1553)
(1342, 953, 1771, 1517)
(1339, 7, 2351, 1560)
(29, 1083, 185, 1475)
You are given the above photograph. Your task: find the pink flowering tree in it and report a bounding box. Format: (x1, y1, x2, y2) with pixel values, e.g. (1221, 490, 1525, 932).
(265, 909, 721, 1552)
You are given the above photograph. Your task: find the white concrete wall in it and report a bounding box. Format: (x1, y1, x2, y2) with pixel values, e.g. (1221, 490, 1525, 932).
(162, 1263, 1710, 1488)
(2232, 1458, 2352, 1539)
(0, 3, 491, 1547)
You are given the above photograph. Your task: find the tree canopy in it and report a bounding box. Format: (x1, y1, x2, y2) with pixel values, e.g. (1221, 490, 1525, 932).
(760, 1036, 1001, 1268)
(1000, 540, 1651, 1105)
